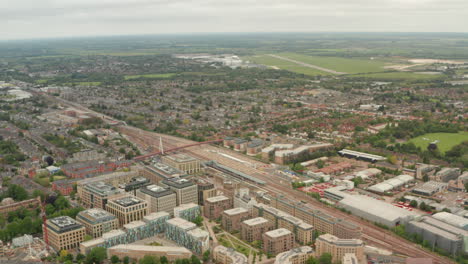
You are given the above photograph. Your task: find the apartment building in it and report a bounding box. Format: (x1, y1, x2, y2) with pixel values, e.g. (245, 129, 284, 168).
(107, 245, 192, 263)
(315, 234, 364, 263)
(165, 217, 209, 255)
(274, 246, 315, 264)
(173, 203, 201, 221)
(213, 245, 248, 264)
(197, 180, 216, 206)
(241, 217, 274, 242)
(204, 195, 232, 220)
(263, 228, 295, 255)
(45, 216, 86, 251)
(222, 207, 250, 232)
(105, 195, 148, 226)
(80, 181, 124, 209)
(76, 208, 119, 238)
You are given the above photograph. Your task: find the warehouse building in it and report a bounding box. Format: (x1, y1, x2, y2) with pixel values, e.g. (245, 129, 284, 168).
(76, 208, 119, 238)
(107, 245, 192, 263)
(432, 212, 468, 231)
(412, 181, 448, 196)
(354, 168, 381, 180)
(367, 174, 414, 194)
(434, 167, 461, 182)
(338, 149, 386, 163)
(136, 184, 177, 215)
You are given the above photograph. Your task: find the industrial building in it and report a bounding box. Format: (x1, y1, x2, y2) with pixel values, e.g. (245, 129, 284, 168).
(354, 168, 381, 180)
(80, 181, 124, 209)
(241, 217, 274, 242)
(204, 195, 232, 220)
(263, 228, 295, 255)
(107, 245, 192, 263)
(213, 245, 248, 264)
(45, 216, 86, 251)
(173, 203, 201, 221)
(274, 246, 315, 264)
(160, 178, 198, 206)
(434, 167, 461, 182)
(406, 216, 467, 255)
(162, 154, 201, 174)
(222, 207, 250, 232)
(165, 217, 209, 255)
(432, 212, 468, 231)
(315, 234, 364, 263)
(136, 184, 177, 215)
(76, 208, 119, 238)
(367, 174, 414, 194)
(338, 149, 386, 162)
(412, 181, 448, 196)
(105, 195, 148, 226)
(80, 212, 170, 254)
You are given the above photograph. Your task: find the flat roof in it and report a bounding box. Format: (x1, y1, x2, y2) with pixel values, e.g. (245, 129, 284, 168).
(223, 207, 249, 216)
(275, 246, 314, 263)
(243, 217, 269, 226)
(162, 177, 195, 188)
(174, 203, 199, 211)
(124, 221, 146, 230)
(77, 208, 116, 224)
(166, 217, 197, 230)
(206, 195, 229, 203)
(84, 181, 121, 196)
(265, 228, 292, 238)
(214, 245, 248, 264)
(144, 211, 170, 221)
(317, 234, 363, 246)
(109, 244, 191, 254)
(112, 196, 145, 207)
(140, 184, 175, 198)
(164, 154, 197, 163)
(338, 149, 386, 161)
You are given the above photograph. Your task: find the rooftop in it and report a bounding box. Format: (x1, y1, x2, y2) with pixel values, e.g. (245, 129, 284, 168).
(214, 245, 248, 264)
(139, 184, 175, 198)
(164, 154, 197, 163)
(274, 246, 314, 264)
(144, 211, 170, 221)
(317, 234, 363, 247)
(206, 195, 230, 203)
(48, 216, 83, 233)
(109, 244, 192, 254)
(162, 177, 195, 189)
(223, 207, 249, 216)
(166, 217, 197, 230)
(77, 208, 116, 224)
(265, 228, 292, 238)
(243, 217, 269, 226)
(112, 196, 145, 207)
(84, 181, 121, 196)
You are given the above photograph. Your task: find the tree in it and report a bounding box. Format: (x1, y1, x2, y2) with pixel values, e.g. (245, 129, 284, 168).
(139, 255, 157, 264)
(318, 253, 332, 264)
(202, 250, 210, 262)
(190, 255, 201, 264)
(316, 159, 325, 169)
(465, 182, 468, 192)
(409, 200, 418, 208)
(160, 256, 168, 264)
(192, 215, 203, 226)
(111, 255, 120, 264)
(306, 256, 319, 264)
(123, 256, 130, 264)
(84, 234, 93, 241)
(85, 247, 107, 264)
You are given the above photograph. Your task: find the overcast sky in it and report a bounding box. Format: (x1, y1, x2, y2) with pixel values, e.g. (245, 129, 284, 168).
(2, 0, 467, 40)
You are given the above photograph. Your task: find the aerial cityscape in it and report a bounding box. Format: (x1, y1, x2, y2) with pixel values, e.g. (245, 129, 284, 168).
(0, 1, 467, 264)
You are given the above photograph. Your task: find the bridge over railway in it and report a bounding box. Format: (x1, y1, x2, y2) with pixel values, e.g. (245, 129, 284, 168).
(133, 139, 223, 161)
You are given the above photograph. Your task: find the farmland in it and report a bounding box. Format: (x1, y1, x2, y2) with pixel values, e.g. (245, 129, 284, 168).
(407, 132, 468, 154)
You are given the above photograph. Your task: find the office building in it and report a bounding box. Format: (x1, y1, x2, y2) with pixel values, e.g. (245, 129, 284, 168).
(173, 203, 201, 221)
(107, 245, 192, 262)
(45, 216, 86, 251)
(160, 178, 198, 206)
(80, 181, 124, 209)
(213, 245, 248, 264)
(105, 195, 148, 226)
(136, 184, 177, 215)
(222, 208, 250, 232)
(241, 217, 274, 242)
(76, 208, 119, 238)
(162, 154, 201, 174)
(196, 180, 216, 206)
(124, 177, 151, 195)
(165, 217, 209, 255)
(315, 234, 364, 263)
(204, 195, 232, 220)
(263, 228, 295, 255)
(274, 246, 315, 264)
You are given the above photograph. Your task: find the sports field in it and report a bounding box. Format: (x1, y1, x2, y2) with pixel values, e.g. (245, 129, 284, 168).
(407, 132, 468, 153)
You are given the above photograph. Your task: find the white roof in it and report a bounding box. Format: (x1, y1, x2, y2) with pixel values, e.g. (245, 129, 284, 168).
(265, 228, 292, 238)
(223, 207, 249, 216)
(432, 212, 468, 230)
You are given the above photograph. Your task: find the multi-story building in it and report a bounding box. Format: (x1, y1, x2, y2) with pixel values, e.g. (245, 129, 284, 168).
(160, 178, 198, 206)
(76, 208, 119, 238)
(107, 245, 192, 263)
(213, 245, 248, 264)
(136, 184, 176, 215)
(241, 217, 274, 242)
(105, 196, 148, 226)
(222, 208, 250, 232)
(162, 154, 201, 174)
(80, 212, 169, 254)
(196, 180, 216, 206)
(124, 177, 151, 195)
(165, 217, 209, 255)
(45, 216, 86, 251)
(173, 203, 201, 221)
(61, 160, 132, 179)
(234, 188, 258, 214)
(51, 179, 77, 195)
(76, 170, 140, 197)
(263, 228, 295, 255)
(0, 197, 41, 214)
(80, 181, 124, 209)
(274, 246, 315, 264)
(434, 168, 461, 182)
(253, 203, 313, 245)
(315, 234, 364, 263)
(342, 253, 358, 264)
(204, 195, 232, 220)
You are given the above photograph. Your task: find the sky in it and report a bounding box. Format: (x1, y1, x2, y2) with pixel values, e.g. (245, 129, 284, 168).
(1, 0, 468, 40)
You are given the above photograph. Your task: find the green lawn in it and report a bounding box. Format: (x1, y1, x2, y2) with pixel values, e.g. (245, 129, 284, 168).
(277, 52, 388, 74)
(245, 55, 331, 76)
(349, 72, 447, 81)
(407, 132, 468, 153)
(124, 73, 176, 80)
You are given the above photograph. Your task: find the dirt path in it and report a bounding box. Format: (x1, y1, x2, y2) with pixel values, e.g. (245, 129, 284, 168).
(268, 54, 346, 74)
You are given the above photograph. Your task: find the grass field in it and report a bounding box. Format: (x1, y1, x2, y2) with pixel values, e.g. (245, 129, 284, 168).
(277, 52, 388, 74)
(124, 73, 176, 80)
(407, 132, 468, 153)
(64, 82, 102, 86)
(245, 55, 331, 76)
(349, 72, 447, 80)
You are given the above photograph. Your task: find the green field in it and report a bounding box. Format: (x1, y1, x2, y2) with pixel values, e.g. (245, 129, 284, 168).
(124, 73, 176, 80)
(64, 82, 102, 86)
(407, 132, 468, 153)
(245, 55, 331, 76)
(277, 52, 389, 74)
(349, 72, 446, 80)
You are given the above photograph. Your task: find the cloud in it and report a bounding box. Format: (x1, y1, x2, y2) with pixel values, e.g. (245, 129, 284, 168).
(1, 0, 467, 40)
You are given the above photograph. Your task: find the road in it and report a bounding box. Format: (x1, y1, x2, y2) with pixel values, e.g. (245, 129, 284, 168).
(268, 54, 346, 75)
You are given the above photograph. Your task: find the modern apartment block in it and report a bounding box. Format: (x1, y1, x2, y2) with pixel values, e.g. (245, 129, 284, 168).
(45, 216, 86, 251)
(136, 184, 177, 214)
(76, 208, 119, 238)
(162, 154, 201, 174)
(222, 207, 250, 232)
(253, 203, 314, 245)
(165, 217, 209, 255)
(160, 178, 198, 206)
(213, 245, 248, 264)
(107, 245, 192, 263)
(80, 181, 124, 209)
(274, 246, 315, 264)
(80, 212, 170, 254)
(173, 203, 201, 221)
(196, 180, 216, 206)
(105, 195, 148, 226)
(263, 228, 295, 255)
(204, 195, 232, 220)
(315, 234, 364, 263)
(241, 217, 274, 242)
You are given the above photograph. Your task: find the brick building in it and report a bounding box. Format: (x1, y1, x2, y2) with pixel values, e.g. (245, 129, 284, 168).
(263, 228, 295, 255)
